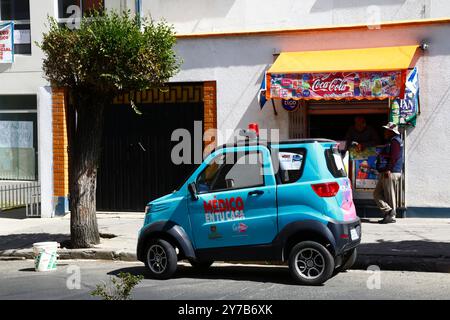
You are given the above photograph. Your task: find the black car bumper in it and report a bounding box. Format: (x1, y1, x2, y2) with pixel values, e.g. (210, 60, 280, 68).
(327, 218, 362, 256)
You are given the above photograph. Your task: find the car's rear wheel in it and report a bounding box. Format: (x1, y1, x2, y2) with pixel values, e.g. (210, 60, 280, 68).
(144, 239, 178, 279)
(188, 259, 214, 270)
(288, 241, 335, 286)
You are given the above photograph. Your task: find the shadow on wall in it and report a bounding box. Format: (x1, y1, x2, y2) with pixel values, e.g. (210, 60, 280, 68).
(210, 69, 289, 143)
(0, 64, 12, 73)
(145, 0, 237, 25)
(176, 37, 274, 70)
(310, 0, 407, 12)
(177, 25, 450, 73)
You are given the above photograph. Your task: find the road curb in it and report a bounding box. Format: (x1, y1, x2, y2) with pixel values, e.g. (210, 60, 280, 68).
(354, 254, 450, 273)
(1, 250, 449, 273)
(0, 248, 137, 262)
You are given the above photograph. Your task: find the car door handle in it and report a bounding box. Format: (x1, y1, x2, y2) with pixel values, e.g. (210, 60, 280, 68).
(248, 190, 264, 196)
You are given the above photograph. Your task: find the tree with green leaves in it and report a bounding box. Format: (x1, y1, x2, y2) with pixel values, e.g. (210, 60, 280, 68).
(40, 11, 180, 248)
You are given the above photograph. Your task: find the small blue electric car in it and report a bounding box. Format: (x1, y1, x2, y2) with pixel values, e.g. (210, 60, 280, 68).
(137, 138, 361, 285)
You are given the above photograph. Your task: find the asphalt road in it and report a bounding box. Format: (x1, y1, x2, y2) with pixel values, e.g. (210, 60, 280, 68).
(0, 260, 449, 300)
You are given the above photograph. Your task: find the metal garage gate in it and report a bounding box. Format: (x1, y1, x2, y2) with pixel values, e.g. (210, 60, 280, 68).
(96, 85, 204, 212)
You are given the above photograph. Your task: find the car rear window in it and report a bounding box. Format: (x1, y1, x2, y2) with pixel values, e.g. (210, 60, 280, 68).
(325, 147, 347, 178)
(272, 148, 306, 184)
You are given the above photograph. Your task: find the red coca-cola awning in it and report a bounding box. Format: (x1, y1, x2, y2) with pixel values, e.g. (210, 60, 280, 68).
(266, 45, 419, 100)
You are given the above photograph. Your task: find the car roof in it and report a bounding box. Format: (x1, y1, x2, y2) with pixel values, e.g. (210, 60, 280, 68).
(211, 138, 337, 153)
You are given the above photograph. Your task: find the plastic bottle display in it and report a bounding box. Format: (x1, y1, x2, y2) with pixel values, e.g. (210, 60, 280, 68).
(354, 74, 361, 96)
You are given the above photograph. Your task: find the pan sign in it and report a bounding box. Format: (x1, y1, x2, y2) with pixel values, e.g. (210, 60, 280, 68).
(0, 22, 14, 64)
(281, 99, 300, 112)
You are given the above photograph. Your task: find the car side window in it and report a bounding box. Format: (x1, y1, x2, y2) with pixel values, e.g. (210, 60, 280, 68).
(196, 151, 264, 193)
(274, 148, 306, 184)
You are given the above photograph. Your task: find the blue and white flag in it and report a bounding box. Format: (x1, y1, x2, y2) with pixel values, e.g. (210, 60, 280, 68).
(390, 67, 419, 126)
(258, 72, 267, 109)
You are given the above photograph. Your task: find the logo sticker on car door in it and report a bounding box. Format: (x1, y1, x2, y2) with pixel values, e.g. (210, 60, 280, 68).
(203, 196, 246, 223)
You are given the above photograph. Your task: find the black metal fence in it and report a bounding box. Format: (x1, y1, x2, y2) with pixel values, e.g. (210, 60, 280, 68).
(0, 182, 41, 217)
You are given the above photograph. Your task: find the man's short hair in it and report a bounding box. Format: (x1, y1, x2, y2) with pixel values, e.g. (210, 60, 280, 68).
(354, 116, 366, 124)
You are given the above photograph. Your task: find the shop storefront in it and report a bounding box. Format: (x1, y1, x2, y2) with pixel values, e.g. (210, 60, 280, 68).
(264, 46, 420, 216)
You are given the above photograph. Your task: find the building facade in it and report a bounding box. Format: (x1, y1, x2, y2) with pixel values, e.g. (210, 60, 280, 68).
(1, 0, 450, 217)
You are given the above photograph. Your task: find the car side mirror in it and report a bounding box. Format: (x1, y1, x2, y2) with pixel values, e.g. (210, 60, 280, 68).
(188, 182, 199, 201)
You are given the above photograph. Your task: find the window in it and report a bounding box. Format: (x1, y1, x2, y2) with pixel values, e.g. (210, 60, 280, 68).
(0, 95, 37, 181)
(274, 148, 306, 184)
(58, 0, 104, 19)
(325, 147, 347, 178)
(196, 151, 264, 194)
(0, 0, 31, 54)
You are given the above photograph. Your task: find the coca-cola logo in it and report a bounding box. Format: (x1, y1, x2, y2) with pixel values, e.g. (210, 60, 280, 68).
(312, 77, 348, 93)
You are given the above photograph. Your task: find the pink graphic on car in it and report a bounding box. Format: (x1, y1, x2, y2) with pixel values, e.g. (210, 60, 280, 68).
(340, 179, 357, 221)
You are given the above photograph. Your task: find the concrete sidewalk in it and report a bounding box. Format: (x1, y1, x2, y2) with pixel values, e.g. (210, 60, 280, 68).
(1, 209, 449, 272)
(0, 210, 143, 261)
(355, 218, 450, 272)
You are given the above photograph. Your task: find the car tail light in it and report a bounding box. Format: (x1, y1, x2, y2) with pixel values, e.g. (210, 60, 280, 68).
(311, 182, 340, 197)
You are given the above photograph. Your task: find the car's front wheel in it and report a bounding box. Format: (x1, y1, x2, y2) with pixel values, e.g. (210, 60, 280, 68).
(144, 239, 178, 279)
(288, 241, 335, 286)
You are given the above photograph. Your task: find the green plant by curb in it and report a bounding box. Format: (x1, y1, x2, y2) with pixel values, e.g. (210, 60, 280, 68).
(91, 272, 144, 300)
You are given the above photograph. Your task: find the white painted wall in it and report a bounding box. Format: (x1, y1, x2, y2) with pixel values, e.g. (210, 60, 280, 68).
(143, 0, 450, 34)
(38, 87, 54, 218)
(1, 0, 450, 212)
(172, 23, 450, 209)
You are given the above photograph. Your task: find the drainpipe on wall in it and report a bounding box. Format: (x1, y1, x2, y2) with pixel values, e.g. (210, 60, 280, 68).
(135, 0, 142, 27)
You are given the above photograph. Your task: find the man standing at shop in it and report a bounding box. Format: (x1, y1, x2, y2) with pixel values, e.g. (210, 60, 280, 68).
(374, 122, 404, 224)
(345, 116, 380, 151)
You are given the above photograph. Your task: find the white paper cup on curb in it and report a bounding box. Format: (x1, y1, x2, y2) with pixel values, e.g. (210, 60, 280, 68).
(32, 242, 59, 272)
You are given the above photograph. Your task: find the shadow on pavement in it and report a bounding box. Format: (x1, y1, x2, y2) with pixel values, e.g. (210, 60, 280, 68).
(360, 218, 382, 224)
(358, 240, 450, 257)
(0, 233, 70, 251)
(0, 207, 29, 220)
(356, 240, 450, 273)
(108, 264, 306, 286)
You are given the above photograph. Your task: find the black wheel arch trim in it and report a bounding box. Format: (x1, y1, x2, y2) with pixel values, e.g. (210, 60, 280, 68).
(137, 221, 196, 262)
(274, 219, 338, 259)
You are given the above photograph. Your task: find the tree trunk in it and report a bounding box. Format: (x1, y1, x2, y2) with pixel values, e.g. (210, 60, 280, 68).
(68, 90, 107, 248)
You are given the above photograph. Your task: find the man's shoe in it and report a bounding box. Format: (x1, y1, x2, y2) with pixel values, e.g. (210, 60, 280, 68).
(378, 217, 388, 224)
(386, 217, 397, 223)
(378, 215, 396, 224)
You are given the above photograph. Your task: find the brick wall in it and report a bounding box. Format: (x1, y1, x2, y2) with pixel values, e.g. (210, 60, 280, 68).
(52, 88, 69, 200)
(51, 82, 217, 213)
(203, 81, 217, 147)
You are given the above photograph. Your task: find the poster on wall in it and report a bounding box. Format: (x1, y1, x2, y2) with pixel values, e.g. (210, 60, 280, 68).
(267, 71, 404, 100)
(354, 157, 379, 189)
(0, 22, 14, 64)
(390, 67, 419, 127)
(350, 146, 383, 190)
